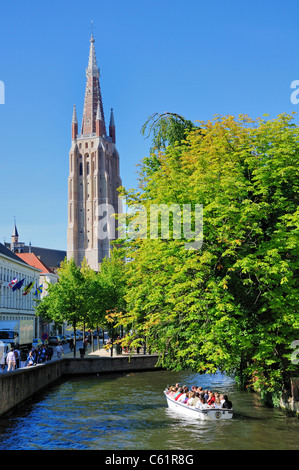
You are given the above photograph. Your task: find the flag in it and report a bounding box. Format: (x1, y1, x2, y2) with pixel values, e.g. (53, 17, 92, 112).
(34, 284, 43, 296)
(22, 281, 34, 296)
(8, 277, 17, 288)
(12, 278, 25, 291)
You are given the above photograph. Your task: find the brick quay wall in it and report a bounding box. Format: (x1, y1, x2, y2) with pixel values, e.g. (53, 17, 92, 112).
(0, 355, 162, 418)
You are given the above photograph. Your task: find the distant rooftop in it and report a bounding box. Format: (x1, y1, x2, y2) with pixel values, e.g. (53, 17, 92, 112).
(4, 242, 66, 271)
(16, 252, 55, 274)
(0, 242, 28, 265)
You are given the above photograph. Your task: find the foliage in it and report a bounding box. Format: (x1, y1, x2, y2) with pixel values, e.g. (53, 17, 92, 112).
(119, 112, 299, 398)
(35, 249, 127, 354)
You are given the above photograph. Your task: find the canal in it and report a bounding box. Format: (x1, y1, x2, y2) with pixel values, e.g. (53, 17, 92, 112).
(0, 369, 298, 450)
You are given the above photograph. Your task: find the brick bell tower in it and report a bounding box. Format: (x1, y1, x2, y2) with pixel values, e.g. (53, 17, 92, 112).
(67, 33, 122, 271)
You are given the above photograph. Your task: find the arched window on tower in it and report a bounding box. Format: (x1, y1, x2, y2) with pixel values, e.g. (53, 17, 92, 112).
(79, 162, 83, 176)
(87, 161, 90, 175)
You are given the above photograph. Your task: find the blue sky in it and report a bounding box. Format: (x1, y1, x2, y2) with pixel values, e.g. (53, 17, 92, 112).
(0, 0, 299, 250)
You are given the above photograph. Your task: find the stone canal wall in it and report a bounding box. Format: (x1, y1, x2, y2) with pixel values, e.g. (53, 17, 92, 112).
(0, 355, 161, 418)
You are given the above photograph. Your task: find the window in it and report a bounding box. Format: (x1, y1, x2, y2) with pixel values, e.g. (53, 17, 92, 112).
(79, 162, 83, 176)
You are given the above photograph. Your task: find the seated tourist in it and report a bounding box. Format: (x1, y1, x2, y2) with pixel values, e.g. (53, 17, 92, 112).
(214, 397, 222, 409)
(195, 397, 210, 409)
(182, 392, 190, 404)
(207, 392, 215, 405)
(169, 387, 177, 397)
(222, 395, 233, 409)
(187, 392, 199, 407)
(173, 387, 183, 400)
(177, 387, 189, 402)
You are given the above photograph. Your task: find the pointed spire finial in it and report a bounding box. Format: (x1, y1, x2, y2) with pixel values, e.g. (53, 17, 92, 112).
(12, 217, 18, 238)
(89, 20, 96, 40)
(109, 108, 115, 127)
(109, 108, 116, 143)
(72, 104, 78, 123)
(87, 26, 99, 77)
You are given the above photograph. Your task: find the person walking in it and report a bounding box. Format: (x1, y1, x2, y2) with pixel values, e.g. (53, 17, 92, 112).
(55, 343, 64, 359)
(6, 348, 16, 371)
(46, 345, 53, 361)
(0, 347, 7, 373)
(14, 347, 20, 369)
(20, 349, 28, 368)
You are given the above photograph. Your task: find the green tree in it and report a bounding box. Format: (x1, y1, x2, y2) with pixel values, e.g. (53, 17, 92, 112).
(36, 258, 90, 356)
(119, 113, 299, 402)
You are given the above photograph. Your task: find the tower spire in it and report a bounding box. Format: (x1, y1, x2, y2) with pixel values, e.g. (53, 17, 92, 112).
(72, 104, 78, 140)
(12, 217, 19, 241)
(109, 108, 116, 143)
(72, 104, 78, 123)
(81, 34, 106, 135)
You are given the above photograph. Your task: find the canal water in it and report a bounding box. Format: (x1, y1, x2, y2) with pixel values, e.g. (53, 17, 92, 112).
(0, 369, 298, 450)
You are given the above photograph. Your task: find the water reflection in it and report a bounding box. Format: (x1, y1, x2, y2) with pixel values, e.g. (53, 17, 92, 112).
(0, 370, 298, 450)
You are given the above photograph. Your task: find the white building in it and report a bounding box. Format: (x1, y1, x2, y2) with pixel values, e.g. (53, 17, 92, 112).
(16, 252, 58, 337)
(0, 242, 40, 338)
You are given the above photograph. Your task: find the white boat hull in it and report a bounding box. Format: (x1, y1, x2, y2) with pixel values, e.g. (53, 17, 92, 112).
(164, 393, 233, 420)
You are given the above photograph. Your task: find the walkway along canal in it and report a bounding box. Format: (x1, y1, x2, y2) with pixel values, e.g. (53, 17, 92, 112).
(0, 354, 162, 418)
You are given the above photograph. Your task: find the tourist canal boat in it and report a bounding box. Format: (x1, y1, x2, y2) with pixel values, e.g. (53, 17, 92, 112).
(164, 391, 234, 420)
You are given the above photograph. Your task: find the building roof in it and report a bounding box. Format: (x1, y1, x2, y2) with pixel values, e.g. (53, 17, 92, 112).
(23, 246, 66, 271)
(4, 242, 66, 271)
(0, 242, 28, 265)
(16, 252, 54, 274)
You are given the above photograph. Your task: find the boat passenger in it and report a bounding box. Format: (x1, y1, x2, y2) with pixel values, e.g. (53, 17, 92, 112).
(195, 397, 210, 409)
(203, 389, 209, 402)
(177, 387, 189, 402)
(220, 394, 225, 404)
(222, 395, 233, 409)
(207, 392, 215, 405)
(187, 392, 199, 407)
(174, 387, 184, 400)
(214, 397, 222, 409)
(182, 392, 191, 404)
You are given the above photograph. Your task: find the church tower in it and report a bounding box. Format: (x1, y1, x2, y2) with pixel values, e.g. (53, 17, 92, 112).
(67, 34, 122, 271)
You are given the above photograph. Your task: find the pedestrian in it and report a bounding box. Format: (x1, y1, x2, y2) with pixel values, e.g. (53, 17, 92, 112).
(46, 345, 53, 361)
(0, 347, 7, 373)
(14, 347, 20, 369)
(6, 348, 16, 371)
(31, 347, 37, 365)
(39, 345, 47, 363)
(55, 343, 64, 359)
(20, 349, 28, 368)
(26, 350, 35, 366)
(69, 337, 74, 351)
